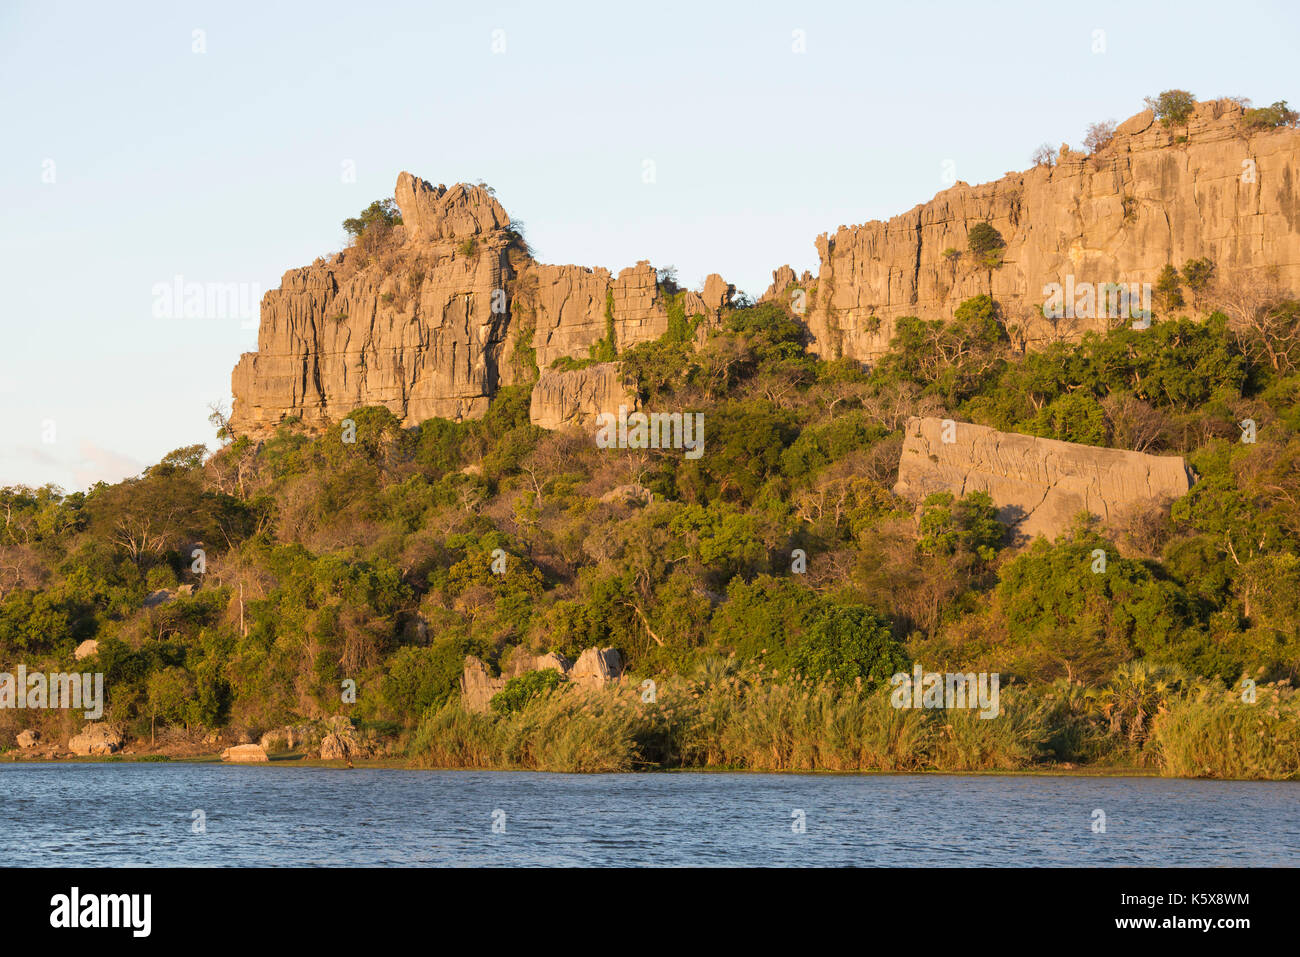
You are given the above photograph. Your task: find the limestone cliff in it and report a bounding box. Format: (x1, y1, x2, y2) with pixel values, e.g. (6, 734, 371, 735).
(232, 100, 1300, 432)
(894, 416, 1195, 540)
(778, 100, 1300, 360)
(230, 178, 520, 431)
(528, 363, 638, 431)
(230, 173, 729, 434)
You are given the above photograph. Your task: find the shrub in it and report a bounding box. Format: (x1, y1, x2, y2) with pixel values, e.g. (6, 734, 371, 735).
(1155, 264, 1184, 311)
(491, 668, 567, 714)
(1083, 120, 1117, 153)
(1243, 100, 1299, 129)
(1144, 90, 1196, 127)
(342, 199, 402, 238)
(1153, 683, 1300, 779)
(1181, 257, 1215, 295)
(967, 222, 1004, 257)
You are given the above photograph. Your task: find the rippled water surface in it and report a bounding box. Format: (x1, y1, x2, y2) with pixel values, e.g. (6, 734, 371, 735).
(1, 764, 1295, 866)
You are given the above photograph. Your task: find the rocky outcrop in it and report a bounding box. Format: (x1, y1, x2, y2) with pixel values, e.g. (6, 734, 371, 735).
(394, 174, 510, 241)
(230, 181, 520, 431)
(230, 173, 729, 436)
(459, 647, 625, 712)
(259, 723, 320, 753)
(894, 416, 1195, 541)
(599, 483, 653, 506)
(231, 102, 1300, 427)
(528, 362, 637, 430)
(68, 723, 123, 756)
(570, 647, 624, 690)
(221, 743, 269, 763)
(16, 729, 40, 749)
(804, 100, 1300, 360)
(73, 639, 99, 660)
(459, 656, 507, 713)
(520, 261, 673, 369)
(760, 265, 815, 305)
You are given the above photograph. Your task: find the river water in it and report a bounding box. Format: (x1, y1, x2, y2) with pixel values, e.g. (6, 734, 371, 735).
(2, 764, 1294, 866)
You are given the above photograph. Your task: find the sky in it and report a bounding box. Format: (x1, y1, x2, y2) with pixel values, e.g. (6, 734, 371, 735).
(1, 0, 1297, 491)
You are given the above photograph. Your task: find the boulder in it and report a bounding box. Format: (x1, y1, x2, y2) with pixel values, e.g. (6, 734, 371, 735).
(571, 647, 624, 690)
(68, 723, 123, 756)
(16, 729, 40, 749)
(893, 416, 1194, 541)
(259, 723, 320, 753)
(221, 743, 269, 763)
(73, 639, 99, 660)
(600, 484, 653, 506)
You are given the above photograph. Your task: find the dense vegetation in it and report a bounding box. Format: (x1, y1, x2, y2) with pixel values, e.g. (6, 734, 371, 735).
(4, 276, 1300, 777)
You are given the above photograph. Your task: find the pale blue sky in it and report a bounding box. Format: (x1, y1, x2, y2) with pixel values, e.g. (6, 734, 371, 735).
(2, 0, 1296, 490)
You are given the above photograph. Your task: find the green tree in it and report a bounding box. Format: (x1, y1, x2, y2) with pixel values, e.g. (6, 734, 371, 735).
(1144, 90, 1196, 127)
(343, 198, 402, 237)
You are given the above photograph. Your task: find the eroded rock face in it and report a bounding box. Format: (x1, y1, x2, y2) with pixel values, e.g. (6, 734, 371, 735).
(893, 416, 1194, 541)
(529, 362, 637, 430)
(570, 647, 624, 691)
(394, 175, 510, 241)
(804, 101, 1300, 360)
(459, 656, 507, 713)
(232, 105, 1300, 430)
(230, 184, 520, 432)
(231, 173, 727, 435)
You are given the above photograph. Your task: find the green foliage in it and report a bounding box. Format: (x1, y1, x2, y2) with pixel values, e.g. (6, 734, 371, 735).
(1027, 391, 1108, 445)
(966, 223, 1005, 266)
(993, 526, 1211, 682)
(1181, 257, 1215, 294)
(343, 198, 402, 237)
(11, 259, 1300, 775)
(710, 576, 907, 686)
(383, 640, 470, 715)
(1243, 100, 1299, 129)
(917, 491, 1004, 562)
(874, 296, 1007, 404)
(1155, 264, 1184, 311)
(491, 668, 567, 714)
(588, 290, 618, 361)
(1144, 89, 1196, 127)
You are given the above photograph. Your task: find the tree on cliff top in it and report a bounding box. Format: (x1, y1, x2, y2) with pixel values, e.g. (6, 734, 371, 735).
(1144, 90, 1196, 127)
(343, 198, 402, 238)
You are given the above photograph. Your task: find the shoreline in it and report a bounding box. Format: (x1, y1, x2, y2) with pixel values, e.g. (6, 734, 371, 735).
(2, 750, 1262, 781)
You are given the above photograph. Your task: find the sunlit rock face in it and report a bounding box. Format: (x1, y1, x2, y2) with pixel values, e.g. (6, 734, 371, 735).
(894, 416, 1194, 541)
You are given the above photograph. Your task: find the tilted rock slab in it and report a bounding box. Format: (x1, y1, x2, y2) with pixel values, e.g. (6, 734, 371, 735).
(893, 416, 1194, 541)
(798, 100, 1300, 361)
